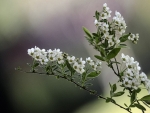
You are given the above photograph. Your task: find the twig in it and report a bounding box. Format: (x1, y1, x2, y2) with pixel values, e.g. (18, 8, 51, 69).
(19, 70, 132, 113)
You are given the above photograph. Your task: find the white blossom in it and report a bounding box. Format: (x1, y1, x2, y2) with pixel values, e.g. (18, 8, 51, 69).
(28, 48, 35, 57)
(108, 38, 114, 47)
(128, 33, 135, 41)
(73, 62, 85, 74)
(86, 57, 94, 65)
(100, 23, 109, 33)
(128, 33, 139, 44)
(67, 56, 76, 64)
(56, 53, 64, 64)
(139, 72, 147, 82)
(123, 77, 132, 88)
(104, 32, 113, 40)
(114, 37, 120, 44)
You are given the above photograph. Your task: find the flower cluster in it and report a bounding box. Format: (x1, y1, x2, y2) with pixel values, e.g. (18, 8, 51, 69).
(69, 57, 86, 74)
(100, 3, 112, 20)
(121, 53, 150, 93)
(94, 3, 139, 48)
(86, 57, 102, 71)
(112, 11, 127, 35)
(47, 49, 64, 64)
(128, 33, 139, 44)
(28, 46, 48, 65)
(28, 46, 102, 74)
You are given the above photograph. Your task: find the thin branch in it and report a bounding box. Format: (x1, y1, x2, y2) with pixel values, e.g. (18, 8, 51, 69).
(19, 70, 132, 113)
(115, 58, 120, 75)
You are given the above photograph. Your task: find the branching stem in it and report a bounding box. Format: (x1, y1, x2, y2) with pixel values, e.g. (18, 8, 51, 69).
(19, 70, 132, 113)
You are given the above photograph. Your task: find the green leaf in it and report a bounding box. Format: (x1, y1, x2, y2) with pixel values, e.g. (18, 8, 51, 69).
(87, 71, 100, 78)
(112, 91, 124, 97)
(92, 33, 99, 37)
(109, 83, 114, 97)
(130, 105, 135, 108)
(46, 65, 50, 72)
(83, 27, 92, 39)
(107, 48, 121, 60)
(99, 47, 106, 57)
(112, 84, 117, 92)
(95, 11, 99, 20)
(104, 39, 108, 48)
(140, 95, 150, 101)
(119, 33, 130, 42)
(130, 90, 137, 104)
(135, 88, 141, 93)
(94, 55, 105, 61)
(140, 95, 150, 105)
(82, 72, 86, 81)
(124, 103, 128, 107)
(66, 60, 75, 74)
(118, 44, 129, 48)
(134, 103, 146, 111)
(106, 98, 116, 103)
(34, 62, 39, 67)
(95, 37, 100, 44)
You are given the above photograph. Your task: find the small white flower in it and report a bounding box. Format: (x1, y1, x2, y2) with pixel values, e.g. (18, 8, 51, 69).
(94, 19, 98, 26)
(115, 11, 122, 18)
(121, 53, 128, 62)
(104, 32, 113, 40)
(124, 69, 133, 79)
(57, 54, 64, 64)
(123, 77, 132, 88)
(67, 56, 75, 64)
(108, 38, 114, 47)
(73, 62, 79, 70)
(103, 3, 107, 7)
(78, 58, 85, 68)
(139, 72, 147, 82)
(73, 62, 85, 74)
(92, 65, 97, 71)
(39, 57, 48, 65)
(96, 61, 102, 66)
(78, 67, 85, 74)
(135, 34, 139, 41)
(131, 78, 140, 90)
(114, 37, 120, 44)
(100, 12, 108, 19)
(128, 33, 135, 41)
(28, 48, 35, 56)
(86, 57, 94, 65)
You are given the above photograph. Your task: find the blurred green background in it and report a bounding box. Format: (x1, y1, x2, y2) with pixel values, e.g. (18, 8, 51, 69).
(0, 0, 150, 113)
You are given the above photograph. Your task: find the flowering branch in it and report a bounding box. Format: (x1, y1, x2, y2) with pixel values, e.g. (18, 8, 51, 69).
(17, 3, 150, 113)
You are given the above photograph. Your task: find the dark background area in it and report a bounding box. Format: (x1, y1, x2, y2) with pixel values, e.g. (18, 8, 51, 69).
(0, 0, 150, 113)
